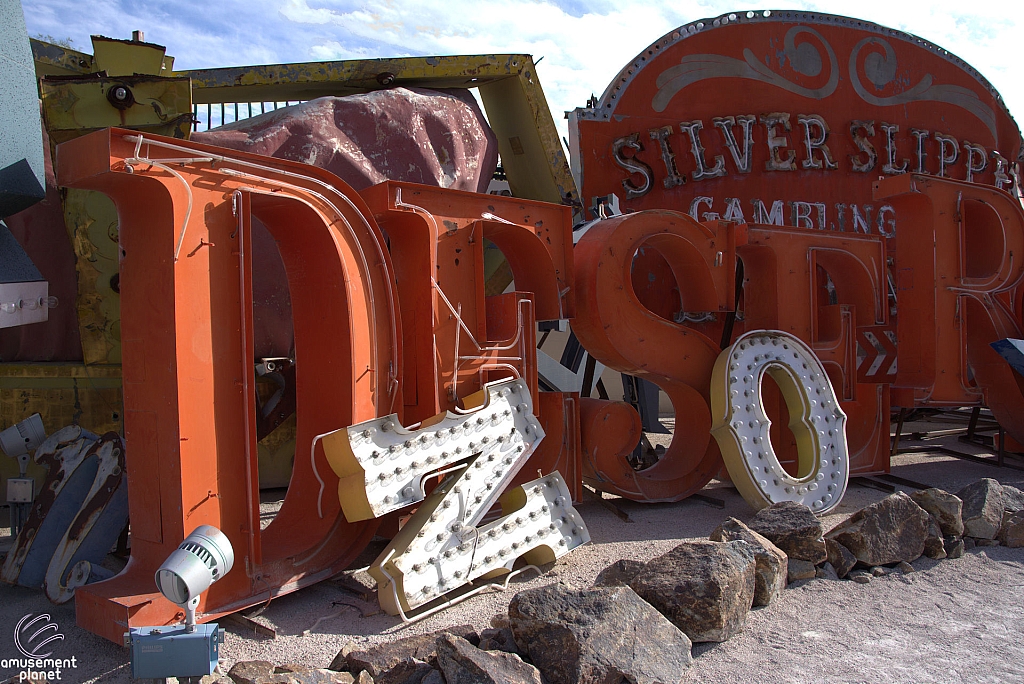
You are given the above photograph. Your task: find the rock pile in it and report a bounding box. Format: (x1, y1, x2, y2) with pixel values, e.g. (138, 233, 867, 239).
(815, 478, 1024, 586)
(218, 478, 1022, 684)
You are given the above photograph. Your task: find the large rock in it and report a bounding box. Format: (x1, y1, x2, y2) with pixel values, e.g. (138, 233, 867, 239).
(1000, 510, 1024, 547)
(436, 634, 541, 684)
(193, 89, 497, 194)
(1002, 485, 1024, 513)
(825, 538, 857, 578)
(477, 627, 520, 655)
(230, 661, 276, 684)
(923, 516, 947, 559)
(266, 666, 356, 683)
(328, 643, 359, 671)
(747, 501, 827, 564)
(254, 671, 355, 684)
(957, 479, 1005, 539)
(630, 540, 756, 643)
(345, 626, 478, 676)
(815, 562, 839, 581)
(825, 492, 929, 566)
(592, 558, 647, 588)
(787, 559, 816, 583)
(910, 488, 964, 537)
(508, 583, 693, 684)
(849, 570, 872, 584)
(710, 517, 788, 606)
(374, 659, 435, 684)
(277, 664, 313, 674)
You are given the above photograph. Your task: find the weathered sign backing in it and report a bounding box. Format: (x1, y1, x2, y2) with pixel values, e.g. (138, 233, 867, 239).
(570, 10, 1022, 233)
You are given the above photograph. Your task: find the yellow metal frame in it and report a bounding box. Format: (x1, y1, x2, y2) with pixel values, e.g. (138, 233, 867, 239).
(0, 364, 123, 496)
(177, 54, 579, 207)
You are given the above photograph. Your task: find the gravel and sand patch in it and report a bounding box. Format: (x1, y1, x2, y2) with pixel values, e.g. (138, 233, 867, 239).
(2, 439, 1023, 683)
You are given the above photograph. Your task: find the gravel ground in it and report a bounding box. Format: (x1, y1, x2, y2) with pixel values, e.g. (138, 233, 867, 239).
(2, 427, 1023, 683)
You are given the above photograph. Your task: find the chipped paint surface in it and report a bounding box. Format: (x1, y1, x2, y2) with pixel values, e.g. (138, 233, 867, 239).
(0, 426, 127, 603)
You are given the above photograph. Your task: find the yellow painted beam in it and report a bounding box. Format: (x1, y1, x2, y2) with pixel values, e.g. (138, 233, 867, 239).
(178, 54, 579, 207)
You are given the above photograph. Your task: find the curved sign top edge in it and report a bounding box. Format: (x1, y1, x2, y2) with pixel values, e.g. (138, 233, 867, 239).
(569, 9, 1023, 231)
(578, 9, 1020, 145)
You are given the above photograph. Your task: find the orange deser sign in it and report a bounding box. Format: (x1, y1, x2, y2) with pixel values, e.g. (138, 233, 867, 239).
(570, 11, 1020, 229)
(569, 11, 1024, 500)
(51, 11, 1024, 642)
(56, 128, 581, 641)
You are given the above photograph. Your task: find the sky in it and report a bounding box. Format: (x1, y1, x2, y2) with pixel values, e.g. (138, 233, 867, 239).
(20, 0, 1024, 142)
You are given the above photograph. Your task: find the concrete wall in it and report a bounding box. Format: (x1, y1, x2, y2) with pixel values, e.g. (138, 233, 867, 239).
(0, 0, 45, 219)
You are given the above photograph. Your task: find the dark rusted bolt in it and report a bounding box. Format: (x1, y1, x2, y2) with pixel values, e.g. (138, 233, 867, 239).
(107, 83, 135, 109)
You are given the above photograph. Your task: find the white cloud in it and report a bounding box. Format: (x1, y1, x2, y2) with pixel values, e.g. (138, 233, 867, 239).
(19, 0, 1024, 145)
(280, 0, 337, 24)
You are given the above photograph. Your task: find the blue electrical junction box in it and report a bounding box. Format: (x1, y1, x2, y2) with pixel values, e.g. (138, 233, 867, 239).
(124, 623, 224, 679)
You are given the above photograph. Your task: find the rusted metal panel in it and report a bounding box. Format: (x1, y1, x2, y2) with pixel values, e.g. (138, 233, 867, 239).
(0, 427, 127, 604)
(31, 34, 172, 79)
(30, 38, 95, 77)
(90, 35, 171, 77)
(180, 54, 521, 102)
(61, 188, 122, 364)
(0, 364, 122, 503)
(0, 120, 83, 362)
(40, 75, 193, 150)
(877, 174, 1024, 444)
(36, 74, 193, 365)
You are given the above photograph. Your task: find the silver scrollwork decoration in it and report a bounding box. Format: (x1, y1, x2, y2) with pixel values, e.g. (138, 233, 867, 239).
(848, 36, 997, 139)
(653, 26, 838, 113)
